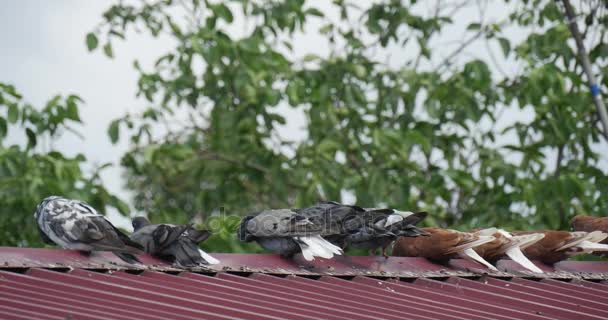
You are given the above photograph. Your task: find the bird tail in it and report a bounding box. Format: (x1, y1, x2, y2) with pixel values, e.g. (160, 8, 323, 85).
(502, 232, 544, 273)
(444, 235, 496, 255)
(505, 246, 543, 273)
(114, 252, 141, 264)
(383, 211, 427, 228)
(198, 249, 220, 265)
(475, 228, 498, 237)
(446, 235, 498, 271)
(296, 235, 343, 261)
(172, 240, 220, 267)
(556, 231, 607, 251)
(458, 248, 498, 271)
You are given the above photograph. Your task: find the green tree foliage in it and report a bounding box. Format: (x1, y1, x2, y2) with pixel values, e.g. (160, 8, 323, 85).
(0, 83, 129, 246)
(86, 0, 608, 251)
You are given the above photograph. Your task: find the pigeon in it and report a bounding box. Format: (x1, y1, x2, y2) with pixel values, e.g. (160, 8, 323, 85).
(34, 196, 143, 263)
(130, 217, 219, 267)
(295, 201, 428, 257)
(392, 227, 498, 271)
(473, 228, 545, 273)
(238, 208, 343, 261)
(512, 230, 608, 264)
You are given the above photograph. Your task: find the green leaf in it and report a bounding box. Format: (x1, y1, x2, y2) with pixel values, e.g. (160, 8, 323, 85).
(108, 120, 120, 144)
(103, 42, 114, 58)
(86, 33, 98, 51)
(25, 127, 36, 148)
(7, 104, 19, 123)
(353, 65, 366, 78)
(214, 4, 233, 23)
(306, 8, 324, 17)
(302, 54, 320, 62)
(467, 23, 481, 31)
(66, 97, 81, 121)
(0, 117, 7, 139)
(497, 37, 511, 57)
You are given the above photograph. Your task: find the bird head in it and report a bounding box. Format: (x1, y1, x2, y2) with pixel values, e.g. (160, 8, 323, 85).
(237, 215, 256, 242)
(569, 215, 595, 232)
(132, 216, 151, 231)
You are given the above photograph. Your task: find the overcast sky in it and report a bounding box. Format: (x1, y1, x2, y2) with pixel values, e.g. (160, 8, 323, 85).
(2, 1, 606, 228)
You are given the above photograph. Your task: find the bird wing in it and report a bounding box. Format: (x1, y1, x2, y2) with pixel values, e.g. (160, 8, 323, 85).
(151, 224, 189, 252)
(37, 223, 55, 245)
(69, 215, 143, 254)
(246, 209, 323, 237)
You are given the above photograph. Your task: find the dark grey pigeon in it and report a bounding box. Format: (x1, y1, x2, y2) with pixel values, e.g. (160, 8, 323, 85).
(35, 196, 143, 263)
(238, 209, 343, 261)
(296, 201, 428, 257)
(130, 217, 219, 267)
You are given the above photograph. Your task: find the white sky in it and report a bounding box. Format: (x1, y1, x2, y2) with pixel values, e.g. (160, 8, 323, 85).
(1, 1, 606, 228)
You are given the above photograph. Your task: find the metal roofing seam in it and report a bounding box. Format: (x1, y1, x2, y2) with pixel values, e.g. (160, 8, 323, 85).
(0, 270, 205, 320)
(288, 275, 451, 320)
(206, 272, 403, 320)
(358, 277, 542, 320)
(136, 271, 346, 320)
(84, 270, 318, 320)
(0, 279, 169, 320)
(0, 304, 65, 320)
(0, 295, 110, 320)
(445, 277, 604, 320)
(19, 269, 235, 320)
(59, 268, 293, 320)
(0, 284, 157, 320)
(236, 273, 416, 320)
(413, 277, 571, 319)
(323, 275, 503, 320)
(0, 289, 129, 320)
(504, 278, 608, 307)
(318, 276, 488, 320)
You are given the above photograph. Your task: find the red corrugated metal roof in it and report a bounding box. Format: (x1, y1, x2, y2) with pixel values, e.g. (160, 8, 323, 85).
(1, 247, 608, 320)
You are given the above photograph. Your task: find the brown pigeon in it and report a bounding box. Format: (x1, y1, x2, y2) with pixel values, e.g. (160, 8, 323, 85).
(473, 229, 544, 273)
(392, 227, 497, 271)
(512, 230, 608, 264)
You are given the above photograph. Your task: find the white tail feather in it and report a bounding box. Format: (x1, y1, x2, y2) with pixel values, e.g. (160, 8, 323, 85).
(585, 231, 608, 243)
(383, 214, 404, 227)
(505, 246, 543, 273)
(477, 228, 498, 237)
(444, 235, 496, 255)
(578, 240, 608, 253)
(557, 231, 603, 251)
(296, 235, 343, 261)
(459, 248, 498, 271)
(513, 233, 545, 250)
(198, 249, 220, 265)
(299, 245, 315, 261)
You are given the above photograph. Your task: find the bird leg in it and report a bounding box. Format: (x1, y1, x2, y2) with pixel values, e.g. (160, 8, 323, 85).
(368, 248, 376, 256)
(381, 246, 389, 259)
(79, 250, 93, 257)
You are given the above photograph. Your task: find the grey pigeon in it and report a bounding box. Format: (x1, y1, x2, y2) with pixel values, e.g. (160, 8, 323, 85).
(35, 196, 143, 263)
(130, 217, 219, 266)
(238, 209, 343, 261)
(296, 201, 428, 257)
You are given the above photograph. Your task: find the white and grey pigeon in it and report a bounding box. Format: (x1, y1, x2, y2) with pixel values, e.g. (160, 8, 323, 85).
(238, 209, 343, 261)
(35, 196, 143, 263)
(130, 217, 219, 267)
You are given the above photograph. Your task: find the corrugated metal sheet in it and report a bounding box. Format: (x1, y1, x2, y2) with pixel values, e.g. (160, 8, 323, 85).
(1, 247, 608, 319)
